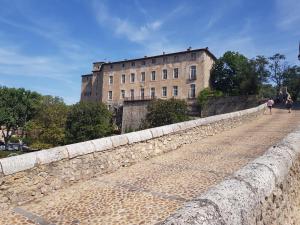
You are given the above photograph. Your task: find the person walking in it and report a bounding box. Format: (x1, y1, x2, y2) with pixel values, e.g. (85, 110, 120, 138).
(286, 97, 293, 113)
(266, 98, 274, 115)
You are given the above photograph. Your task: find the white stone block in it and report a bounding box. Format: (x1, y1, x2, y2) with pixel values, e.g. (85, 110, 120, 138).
(125, 132, 141, 144)
(150, 127, 164, 138)
(137, 129, 153, 142)
(0, 152, 38, 175)
(162, 200, 224, 225)
(161, 124, 174, 135)
(196, 179, 257, 225)
(91, 137, 113, 152)
(234, 163, 276, 201)
(36, 146, 68, 165)
(110, 134, 128, 147)
(171, 124, 182, 132)
(66, 141, 95, 158)
(252, 148, 291, 184)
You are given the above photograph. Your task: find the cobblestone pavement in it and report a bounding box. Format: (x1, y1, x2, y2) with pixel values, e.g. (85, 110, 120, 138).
(1, 107, 300, 225)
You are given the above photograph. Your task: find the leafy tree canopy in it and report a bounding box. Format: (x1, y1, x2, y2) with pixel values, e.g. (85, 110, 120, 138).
(210, 51, 269, 96)
(0, 86, 42, 149)
(145, 99, 189, 128)
(25, 95, 69, 149)
(65, 101, 113, 144)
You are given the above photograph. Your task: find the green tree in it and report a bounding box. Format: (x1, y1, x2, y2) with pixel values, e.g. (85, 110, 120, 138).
(210, 52, 269, 96)
(268, 53, 287, 90)
(25, 95, 69, 149)
(145, 99, 189, 128)
(0, 87, 42, 149)
(283, 66, 300, 101)
(65, 102, 113, 144)
(258, 84, 277, 99)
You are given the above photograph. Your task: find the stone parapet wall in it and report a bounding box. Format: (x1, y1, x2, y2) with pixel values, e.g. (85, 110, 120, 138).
(0, 104, 266, 210)
(161, 125, 300, 225)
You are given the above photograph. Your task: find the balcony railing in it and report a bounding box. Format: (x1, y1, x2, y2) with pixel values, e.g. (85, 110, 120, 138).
(124, 96, 157, 101)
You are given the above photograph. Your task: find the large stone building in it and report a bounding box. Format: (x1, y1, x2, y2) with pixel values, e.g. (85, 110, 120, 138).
(81, 47, 216, 109)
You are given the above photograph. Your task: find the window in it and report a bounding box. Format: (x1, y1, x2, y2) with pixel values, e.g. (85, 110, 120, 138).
(121, 74, 126, 84)
(131, 61, 135, 67)
(122, 63, 125, 68)
(151, 71, 156, 81)
(108, 91, 113, 100)
(173, 86, 178, 97)
(163, 57, 168, 63)
(190, 65, 197, 80)
(189, 84, 196, 98)
(174, 55, 179, 62)
(121, 90, 125, 99)
(141, 60, 146, 65)
(150, 87, 156, 99)
(110, 64, 113, 69)
(140, 88, 145, 99)
(173, 68, 179, 79)
(191, 52, 196, 60)
(152, 58, 156, 64)
(141, 72, 145, 82)
(162, 87, 167, 97)
(162, 69, 168, 80)
(109, 76, 113, 85)
(130, 73, 135, 83)
(130, 89, 134, 100)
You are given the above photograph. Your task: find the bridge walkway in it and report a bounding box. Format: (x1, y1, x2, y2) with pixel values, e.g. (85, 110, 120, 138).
(1, 107, 300, 225)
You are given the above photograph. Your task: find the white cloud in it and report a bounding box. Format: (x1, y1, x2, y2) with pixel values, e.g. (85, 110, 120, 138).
(92, 1, 185, 55)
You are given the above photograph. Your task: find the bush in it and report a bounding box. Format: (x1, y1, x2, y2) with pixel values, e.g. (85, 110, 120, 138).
(65, 102, 113, 144)
(197, 88, 223, 109)
(145, 99, 189, 128)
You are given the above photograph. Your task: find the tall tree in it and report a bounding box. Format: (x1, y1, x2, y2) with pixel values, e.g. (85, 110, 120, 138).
(210, 51, 265, 96)
(283, 66, 300, 101)
(0, 87, 42, 149)
(26, 95, 69, 149)
(65, 102, 113, 144)
(268, 53, 287, 89)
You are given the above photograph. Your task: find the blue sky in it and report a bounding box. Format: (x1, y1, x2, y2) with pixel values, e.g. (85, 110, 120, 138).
(0, 0, 299, 104)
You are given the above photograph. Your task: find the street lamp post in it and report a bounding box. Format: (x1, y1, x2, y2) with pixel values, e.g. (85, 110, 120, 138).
(298, 41, 300, 61)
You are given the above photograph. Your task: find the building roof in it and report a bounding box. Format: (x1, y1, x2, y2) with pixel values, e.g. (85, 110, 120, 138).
(93, 47, 217, 66)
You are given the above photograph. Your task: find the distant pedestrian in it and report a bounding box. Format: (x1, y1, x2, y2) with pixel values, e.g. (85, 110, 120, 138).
(286, 97, 293, 113)
(266, 98, 274, 115)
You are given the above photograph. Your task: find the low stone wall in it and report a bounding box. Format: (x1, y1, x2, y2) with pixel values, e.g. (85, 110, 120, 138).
(201, 95, 259, 117)
(0, 104, 266, 210)
(161, 126, 300, 225)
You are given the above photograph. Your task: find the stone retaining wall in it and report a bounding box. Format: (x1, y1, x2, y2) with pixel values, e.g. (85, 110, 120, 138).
(0, 104, 266, 210)
(161, 125, 300, 225)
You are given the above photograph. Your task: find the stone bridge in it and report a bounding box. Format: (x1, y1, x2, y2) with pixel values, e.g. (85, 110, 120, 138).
(0, 104, 300, 225)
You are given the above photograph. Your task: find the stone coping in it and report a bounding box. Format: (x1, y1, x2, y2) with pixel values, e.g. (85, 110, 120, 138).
(0, 104, 266, 176)
(161, 125, 300, 224)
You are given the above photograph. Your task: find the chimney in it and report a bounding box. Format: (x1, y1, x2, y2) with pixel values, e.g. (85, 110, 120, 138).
(187, 46, 192, 51)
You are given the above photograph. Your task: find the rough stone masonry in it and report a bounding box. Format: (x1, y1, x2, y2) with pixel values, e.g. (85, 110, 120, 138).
(0, 104, 265, 210)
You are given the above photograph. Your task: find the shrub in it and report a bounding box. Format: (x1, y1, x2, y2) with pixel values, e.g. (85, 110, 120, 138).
(65, 102, 113, 144)
(145, 99, 189, 128)
(197, 88, 223, 109)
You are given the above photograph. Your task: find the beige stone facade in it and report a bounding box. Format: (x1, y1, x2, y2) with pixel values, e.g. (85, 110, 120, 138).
(81, 48, 216, 107)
